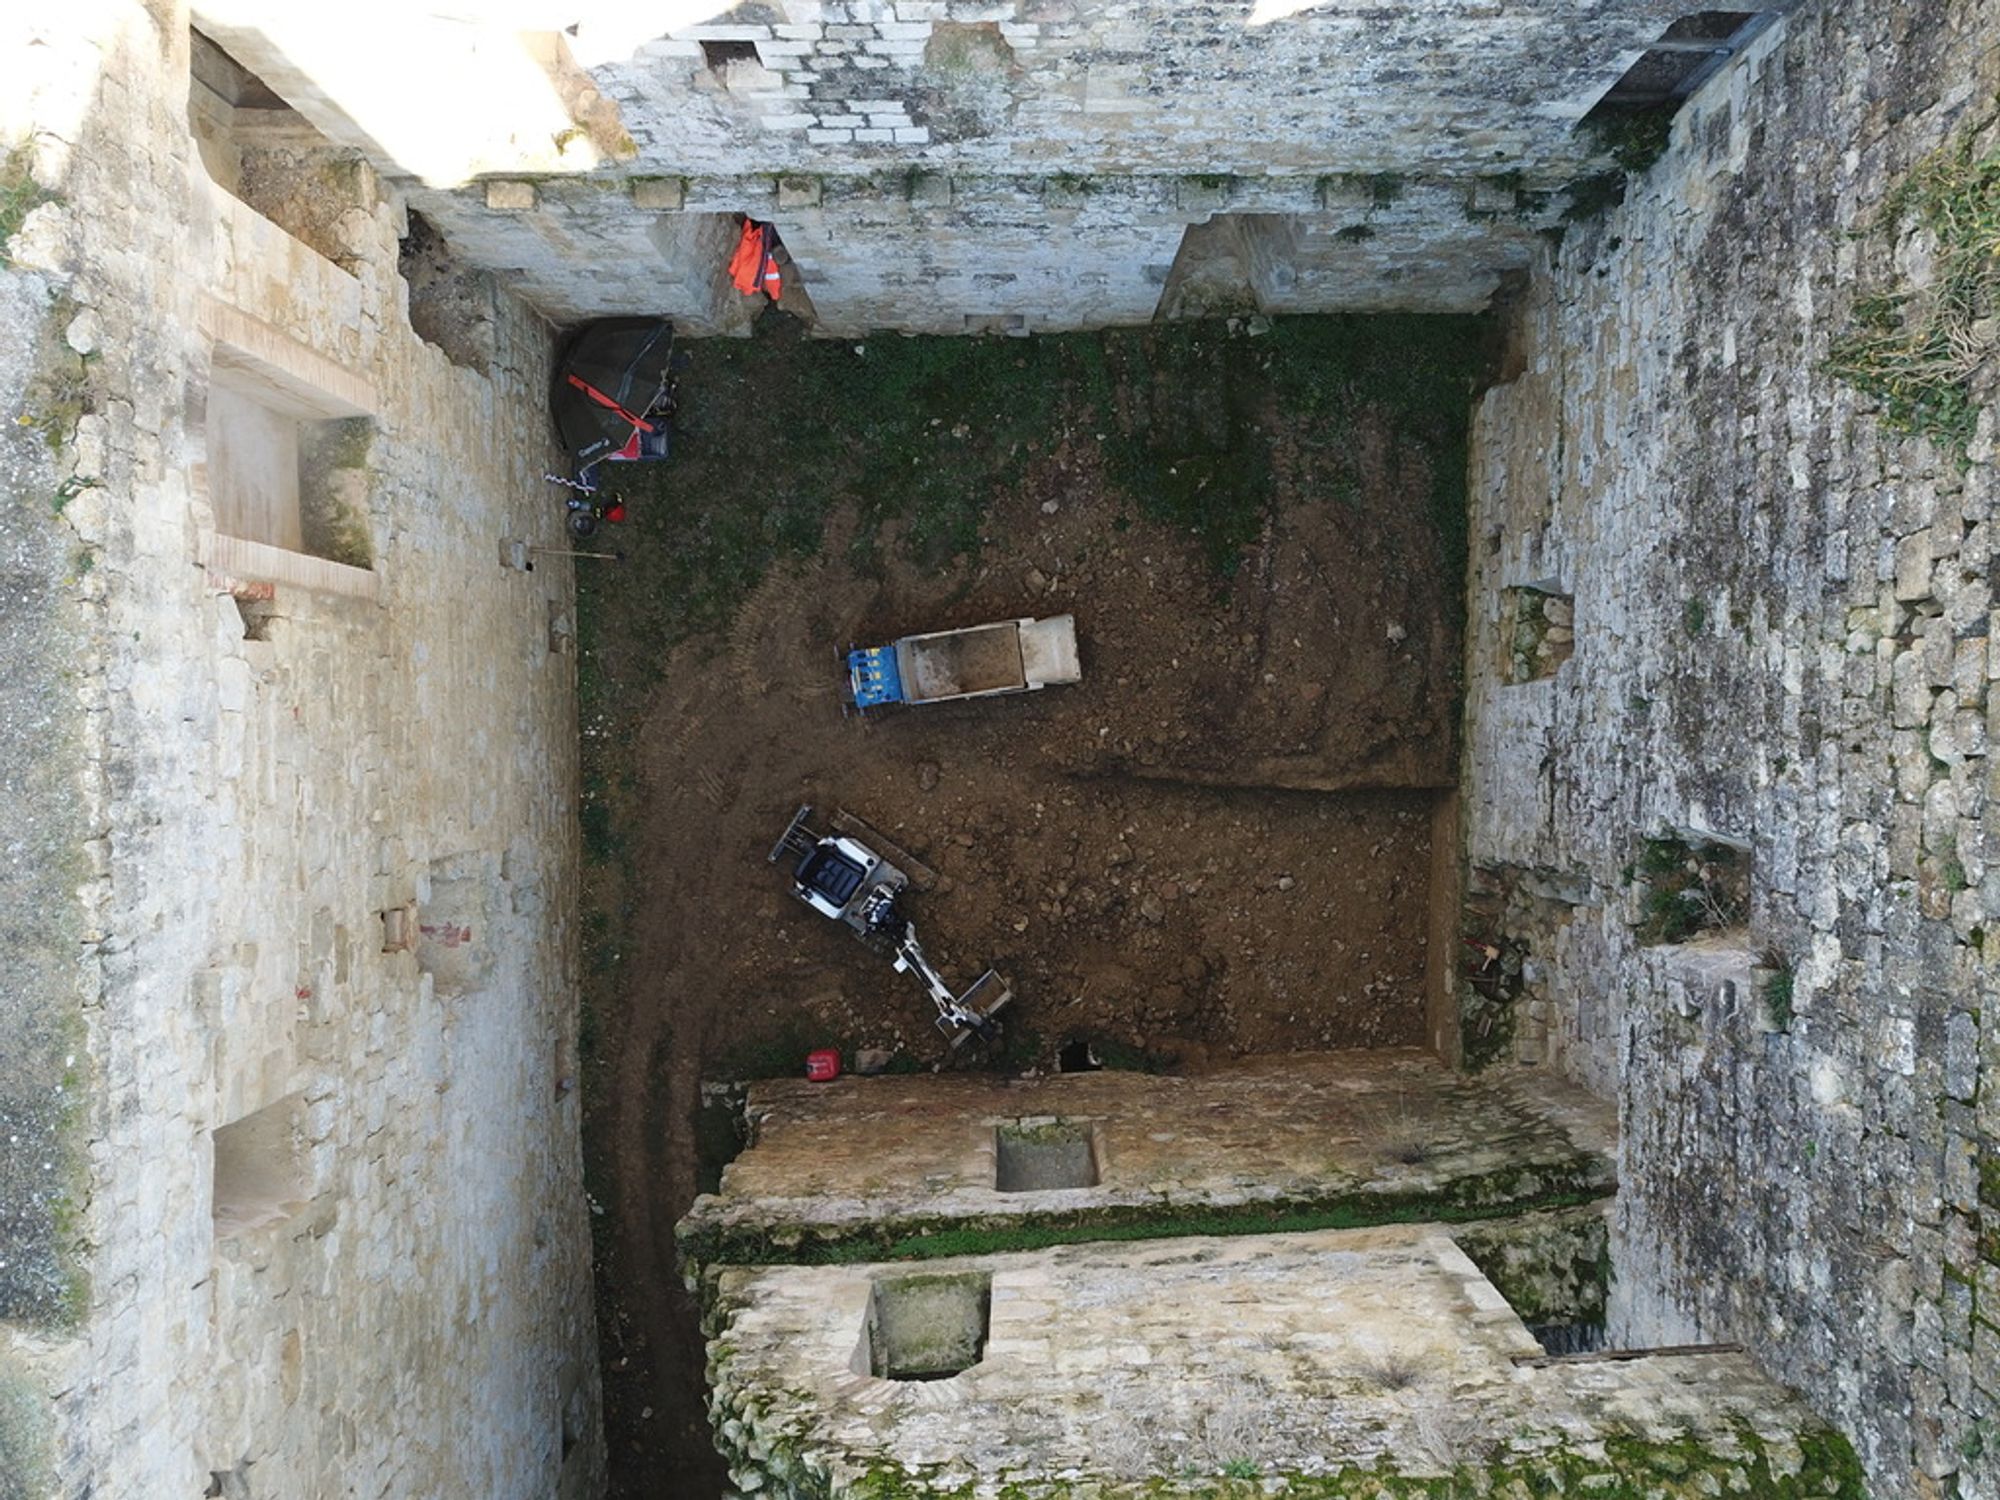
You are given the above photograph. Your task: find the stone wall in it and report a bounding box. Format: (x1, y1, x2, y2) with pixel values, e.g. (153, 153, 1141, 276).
(193, 2, 1804, 334)
(2, 7, 601, 1496)
(702, 1225, 1860, 1497)
(1462, 0, 2000, 1494)
(680, 1051, 1616, 1268)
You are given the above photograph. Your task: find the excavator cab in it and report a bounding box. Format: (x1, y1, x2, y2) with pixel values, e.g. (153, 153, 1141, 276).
(769, 805, 1012, 1046)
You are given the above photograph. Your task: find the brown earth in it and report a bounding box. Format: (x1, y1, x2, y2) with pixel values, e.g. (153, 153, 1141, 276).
(575, 317, 1479, 1497)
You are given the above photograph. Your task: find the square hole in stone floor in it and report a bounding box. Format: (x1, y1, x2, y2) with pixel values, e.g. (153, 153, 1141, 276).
(994, 1118, 1100, 1192)
(862, 1272, 992, 1381)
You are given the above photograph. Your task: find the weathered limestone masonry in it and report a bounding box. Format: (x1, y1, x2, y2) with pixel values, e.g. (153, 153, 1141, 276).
(705, 1231, 1858, 1496)
(680, 1060, 1860, 1496)
(1465, 0, 2000, 1495)
(679, 1051, 1617, 1265)
(3, 7, 601, 1497)
(194, 1, 1794, 336)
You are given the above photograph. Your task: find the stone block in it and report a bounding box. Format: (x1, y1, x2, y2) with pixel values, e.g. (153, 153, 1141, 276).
(1894, 648, 1936, 729)
(907, 170, 952, 206)
(1896, 531, 1936, 601)
(631, 177, 685, 210)
(483, 180, 537, 212)
(776, 175, 823, 209)
(1177, 176, 1232, 215)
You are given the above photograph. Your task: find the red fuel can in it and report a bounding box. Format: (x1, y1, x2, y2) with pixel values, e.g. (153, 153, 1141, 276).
(805, 1048, 842, 1083)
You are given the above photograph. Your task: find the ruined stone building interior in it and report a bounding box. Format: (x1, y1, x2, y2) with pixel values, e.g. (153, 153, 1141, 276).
(1, 0, 1995, 1496)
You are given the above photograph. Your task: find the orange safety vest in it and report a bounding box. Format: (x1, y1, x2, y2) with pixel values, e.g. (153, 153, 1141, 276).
(728, 217, 784, 300)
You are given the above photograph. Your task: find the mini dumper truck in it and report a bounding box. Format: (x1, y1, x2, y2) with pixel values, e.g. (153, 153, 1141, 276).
(846, 614, 1081, 711)
(769, 805, 1012, 1047)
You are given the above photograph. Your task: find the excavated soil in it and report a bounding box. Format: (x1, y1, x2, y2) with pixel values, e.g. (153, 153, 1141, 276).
(574, 313, 1486, 1496)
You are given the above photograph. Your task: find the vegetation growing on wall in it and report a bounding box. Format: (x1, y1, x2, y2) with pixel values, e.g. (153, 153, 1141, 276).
(1585, 110, 1676, 176)
(1631, 834, 1749, 945)
(0, 146, 56, 266)
(1453, 1205, 1610, 1328)
(713, 1404, 1866, 1500)
(1829, 111, 2000, 457)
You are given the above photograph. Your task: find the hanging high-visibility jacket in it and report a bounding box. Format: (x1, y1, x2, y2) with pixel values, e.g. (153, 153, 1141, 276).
(728, 217, 784, 300)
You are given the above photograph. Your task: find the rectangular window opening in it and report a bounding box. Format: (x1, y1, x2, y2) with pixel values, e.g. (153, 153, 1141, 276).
(212, 1092, 312, 1241)
(206, 349, 376, 576)
(701, 38, 762, 70)
(188, 28, 369, 269)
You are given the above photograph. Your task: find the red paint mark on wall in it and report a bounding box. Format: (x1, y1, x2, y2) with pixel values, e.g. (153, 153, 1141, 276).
(419, 923, 474, 948)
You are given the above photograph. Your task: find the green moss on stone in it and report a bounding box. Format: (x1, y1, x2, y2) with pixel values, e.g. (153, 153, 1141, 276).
(1453, 1204, 1610, 1326)
(717, 1421, 1864, 1500)
(680, 1154, 1613, 1276)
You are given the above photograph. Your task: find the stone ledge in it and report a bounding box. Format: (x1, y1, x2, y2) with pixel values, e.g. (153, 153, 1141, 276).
(197, 533, 379, 601)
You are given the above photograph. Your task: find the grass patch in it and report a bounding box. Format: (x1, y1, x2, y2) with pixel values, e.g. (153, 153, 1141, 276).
(598, 314, 1488, 638)
(1761, 963, 1794, 1031)
(1829, 111, 2000, 458)
(0, 146, 55, 266)
(1585, 109, 1675, 176)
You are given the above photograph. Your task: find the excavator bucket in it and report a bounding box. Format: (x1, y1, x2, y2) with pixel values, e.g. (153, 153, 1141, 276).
(943, 969, 1013, 1048)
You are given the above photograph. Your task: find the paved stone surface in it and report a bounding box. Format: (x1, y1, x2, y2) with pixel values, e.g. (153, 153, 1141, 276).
(1463, 2, 2000, 1495)
(683, 1051, 1614, 1263)
(706, 1225, 1851, 1496)
(3, 8, 600, 1497)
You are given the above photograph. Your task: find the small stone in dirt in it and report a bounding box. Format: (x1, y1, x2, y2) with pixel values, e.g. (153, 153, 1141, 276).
(1386, 622, 1407, 643)
(1013, 916, 1030, 932)
(1140, 894, 1167, 923)
(855, 1047, 893, 1075)
(1277, 875, 1296, 892)
(1024, 566, 1048, 594)
(1041, 499, 1060, 514)
(1159, 880, 1181, 902)
(918, 760, 940, 791)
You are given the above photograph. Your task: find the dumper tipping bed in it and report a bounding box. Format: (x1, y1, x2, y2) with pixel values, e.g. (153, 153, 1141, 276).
(901, 622, 1028, 699)
(847, 615, 1081, 709)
